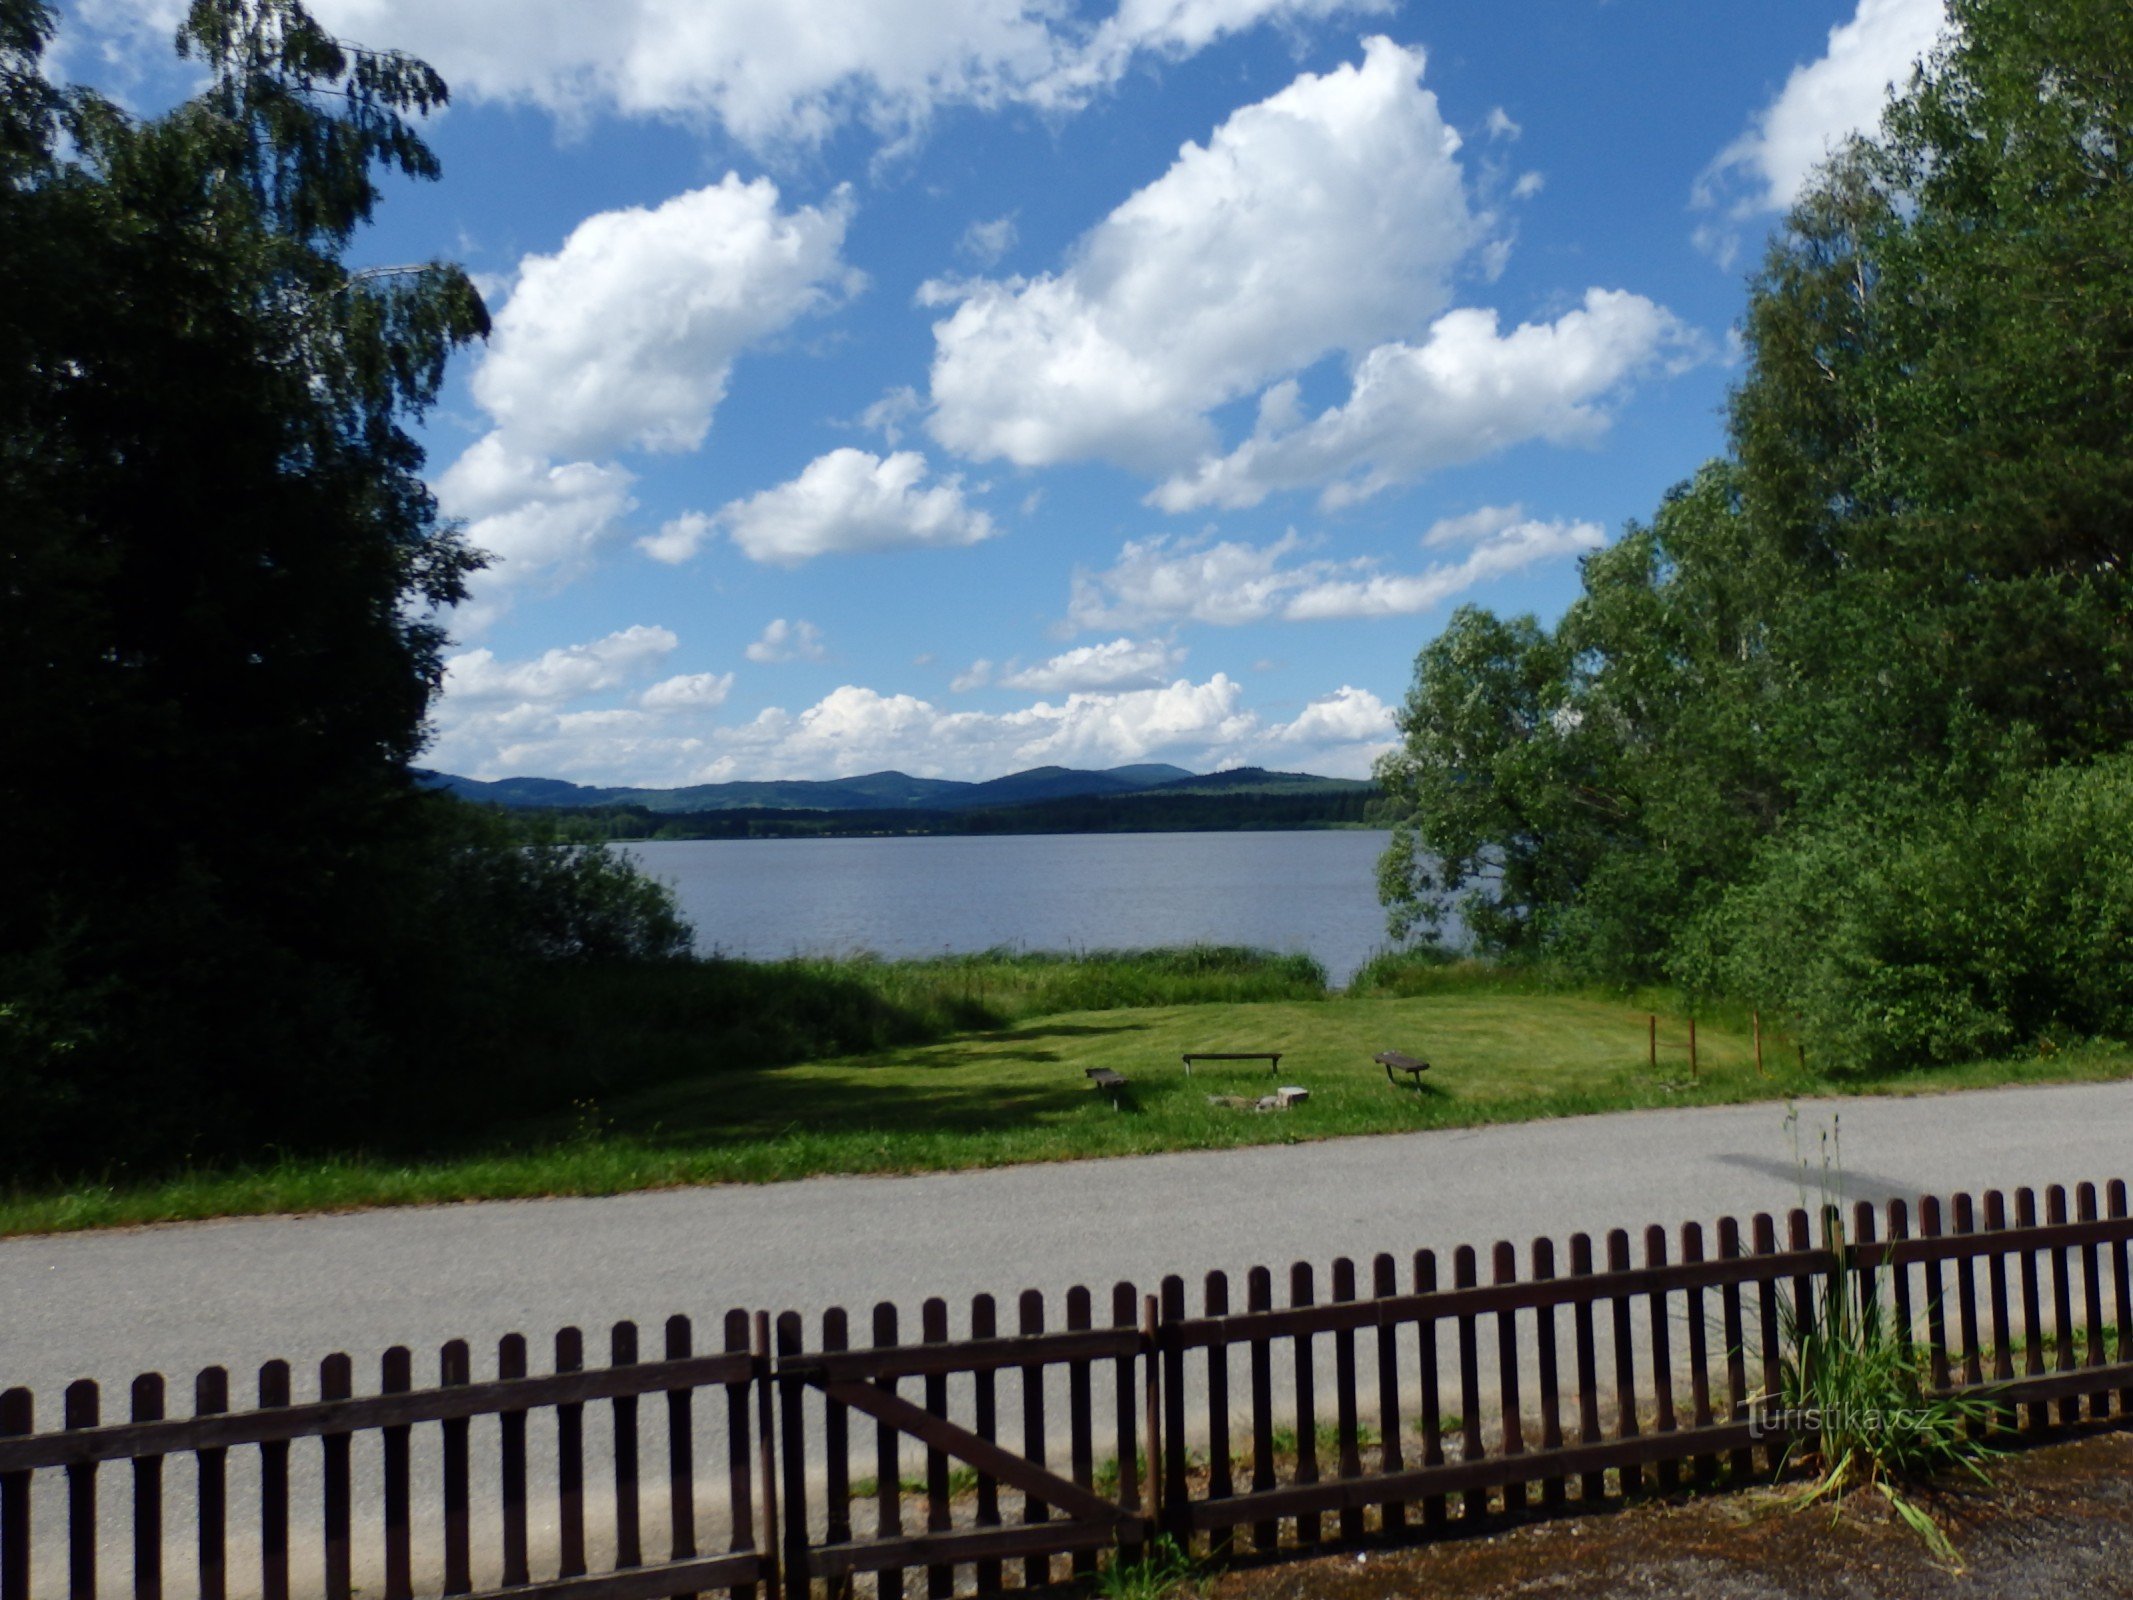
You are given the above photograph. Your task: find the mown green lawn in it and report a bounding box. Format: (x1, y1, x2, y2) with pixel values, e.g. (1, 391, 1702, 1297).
(9, 990, 2130, 1236)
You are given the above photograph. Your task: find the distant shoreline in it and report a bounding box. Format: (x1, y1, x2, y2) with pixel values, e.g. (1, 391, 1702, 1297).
(500, 785, 1387, 841)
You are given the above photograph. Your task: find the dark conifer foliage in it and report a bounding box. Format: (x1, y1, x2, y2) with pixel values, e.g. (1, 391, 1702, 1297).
(1, 2, 686, 1168)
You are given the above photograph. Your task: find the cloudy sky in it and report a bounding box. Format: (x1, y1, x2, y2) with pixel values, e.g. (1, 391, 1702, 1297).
(59, 0, 1948, 785)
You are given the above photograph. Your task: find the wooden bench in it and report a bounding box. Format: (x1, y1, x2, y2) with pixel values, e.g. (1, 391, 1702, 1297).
(1180, 1051, 1282, 1076)
(1377, 1050, 1431, 1088)
(1086, 1066, 1130, 1104)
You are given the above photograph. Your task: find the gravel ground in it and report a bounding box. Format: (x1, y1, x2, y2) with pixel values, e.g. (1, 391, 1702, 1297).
(1210, 1429, 2133, 1600)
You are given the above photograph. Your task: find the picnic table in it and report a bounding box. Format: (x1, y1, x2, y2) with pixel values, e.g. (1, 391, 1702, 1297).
(1376, 1049, 1431, 1088)
(1179, 1051, 1281, 1076)
(1085, 1066, 1130, 1105)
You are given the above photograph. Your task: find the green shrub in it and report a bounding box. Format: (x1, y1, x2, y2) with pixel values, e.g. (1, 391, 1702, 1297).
(1677, 752, 2133, 1072)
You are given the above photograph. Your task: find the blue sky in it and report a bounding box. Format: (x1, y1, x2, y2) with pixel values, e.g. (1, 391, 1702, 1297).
(57, 0, 1949, 784)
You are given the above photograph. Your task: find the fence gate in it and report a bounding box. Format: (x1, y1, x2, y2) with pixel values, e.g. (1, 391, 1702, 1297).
(770, 1286, 1149, 1599)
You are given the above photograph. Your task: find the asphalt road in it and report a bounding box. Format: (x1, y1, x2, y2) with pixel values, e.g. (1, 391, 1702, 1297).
(4, 1082, 2128, 1599)
(7, 1080, 2130, 1400)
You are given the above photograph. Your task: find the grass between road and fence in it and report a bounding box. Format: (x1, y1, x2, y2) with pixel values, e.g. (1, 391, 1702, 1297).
(6, 949, 2133, 1236)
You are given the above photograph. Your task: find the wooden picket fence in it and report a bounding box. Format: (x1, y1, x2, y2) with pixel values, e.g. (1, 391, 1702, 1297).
(3, 1181, 2130, 1600)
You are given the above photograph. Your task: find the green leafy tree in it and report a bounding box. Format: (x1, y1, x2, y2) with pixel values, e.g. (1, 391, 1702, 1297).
(1377, 0, 2133, 1061)
(1, 1, 686, 1165)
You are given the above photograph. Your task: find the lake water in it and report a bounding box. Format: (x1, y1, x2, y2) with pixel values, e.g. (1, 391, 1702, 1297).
(620, 829, 1399, 987)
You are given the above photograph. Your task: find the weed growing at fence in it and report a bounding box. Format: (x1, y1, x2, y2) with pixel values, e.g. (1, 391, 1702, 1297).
(1764, 1120, 2002, 1565)
(1098, 1535, 1199, 1600)
(1769, 1261, 2001, 1565)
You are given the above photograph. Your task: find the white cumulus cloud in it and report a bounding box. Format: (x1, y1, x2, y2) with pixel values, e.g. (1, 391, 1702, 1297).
(1068, 532, 1318, 631)
(718, 449, 997, 566)
(1272, 685, 1396, 745)
(1699, 0, 1946, 217)
(1282, 517, 1604, 620)
(430, 658, 1405, 784)
(69, 0, 1383, 151)
(1069, 517, 1604, 629)
(639, 672, 737, 711)
(746, 618, 829, 664)
(1152, 289, 1701, 511)
(441, 625, 678, 704)
(998, 637, 1187, 692)
(435, 177, 860, 614)
(474, 178, 859, 461)
(924, 37, 1481, 475)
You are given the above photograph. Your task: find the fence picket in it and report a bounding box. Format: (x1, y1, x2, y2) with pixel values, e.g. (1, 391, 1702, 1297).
(129, 1374, 164, 1600)
(725, 1309, 760, 1600)
(665, 1315, 699, 1584)
(441, 1340, 472, 1595)
(1021, 1289, 1052, 1586)
(1372, 1254, 1406, 1532)
(1202, 1273, 1232, 1559)
(257, 1363, 289, 1600)
(1644, 1227, 1678, 1491)
(1984, 1192, 2018, 1434)
(1452, 1247, 1483, 1523)
(1853, 1202, 1879, 1323)
(0, 1388, 26, 1600)
(380, 1348, 413, 1600)
(968, 1297, 1000, 1594)
(2015, 1189, 2047, 1433)
(1531, 1240, 1564, 1511)
(496, 1335, 529, 1591)
(2110, 1181, 2133, 1414)
(1331, 1259, 1364, 1541)
(775, 1313, 809, 1600)
(1887, 1200, 1914, 1352)
(2047, 1187, 2079, 1426)
(1246, 1266, 1277, 1553)
(556, 1328, 587, 1580)
(193, 1369, 228, 1600)
(1750, 1214, 1783, 1474)
(318, 1357, 350, 1600)
(1953, 1195, 1985, 1394)
(821, 1308, 853, 1562)
(2076, 1185, 2108, 1421)
(1066, 1287, 1099, 1578)
(1919, 1199, 1951, 1395)
(609, 1324, 642, 1573)
(1110, 1283, 1143, 1566)
(1605, 1231, 1639, 1497)
(1289, 1264, 1320, 1547)
(1715, 1220, 1750, 1484)
(1412, 1251, 1448, 1530)
(64, 1380, 97, 1600)
(922, 1298, 953, 1599)
(1488, 1244, 1525, 1512)
(1680, 1225, 1715, 1487)
(1567, 1235, 1603, 1504)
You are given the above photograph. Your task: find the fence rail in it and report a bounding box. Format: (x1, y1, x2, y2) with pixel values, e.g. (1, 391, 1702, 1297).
(3, 1181, 2129, 1600)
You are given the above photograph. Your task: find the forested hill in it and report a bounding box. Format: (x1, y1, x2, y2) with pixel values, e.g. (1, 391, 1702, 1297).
(458, 768, 1384, 839)
(420, 761, 1212, 812)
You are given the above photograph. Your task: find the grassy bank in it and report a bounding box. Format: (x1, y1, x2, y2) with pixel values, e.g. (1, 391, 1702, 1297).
(7, 948, 2132, 1236)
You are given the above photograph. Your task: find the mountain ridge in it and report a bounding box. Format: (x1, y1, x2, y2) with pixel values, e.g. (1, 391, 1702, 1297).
(418, 762, 1368, 814)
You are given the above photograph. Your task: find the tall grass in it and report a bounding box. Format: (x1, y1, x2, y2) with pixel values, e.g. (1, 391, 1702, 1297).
(370, 945, 1331, 1146)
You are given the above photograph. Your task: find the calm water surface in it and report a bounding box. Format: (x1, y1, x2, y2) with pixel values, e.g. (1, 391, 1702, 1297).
(621, 829, 1397, 986)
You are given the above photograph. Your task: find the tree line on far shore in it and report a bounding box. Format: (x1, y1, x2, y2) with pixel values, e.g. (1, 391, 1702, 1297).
(506, 786, 1387, 841)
